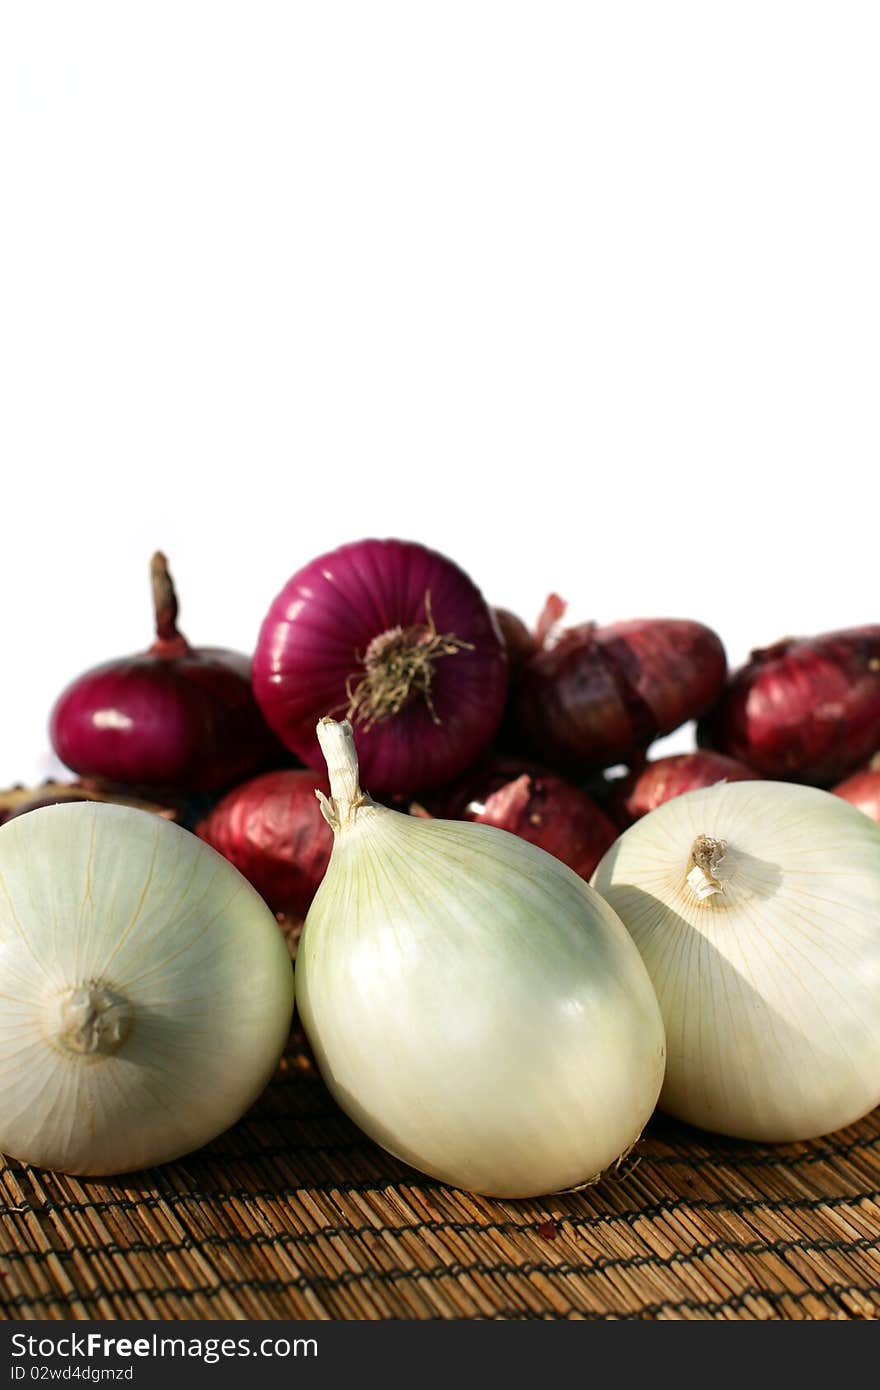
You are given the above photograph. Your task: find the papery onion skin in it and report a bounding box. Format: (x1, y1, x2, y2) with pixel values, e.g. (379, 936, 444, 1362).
(833, 757, 880, 823)
(535, 593, 568, 649)
(252, 539, 508, 796)
(509, 616, 727, 776)
(296, 719, 665, 1199)
(593, 781, 880, 1143)
(50, 554, 285, 793)
(426, 755, 618, 880)
(610, 751, 758, 826)
(0, 803, 294, 1175)
(698, 627, 880, 785)
(196, 769, 333, 919)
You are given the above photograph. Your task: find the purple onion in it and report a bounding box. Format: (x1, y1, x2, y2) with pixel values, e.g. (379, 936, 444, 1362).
(50, 553, 285, 793)
(699, 627, 880, 785)
(508, 604, 728, 776)
(252, 538, 508, 796)
(492, 608, 536, 677)
(609, 751, 759, 826)
(426, 755, 618, 880)
(196, 769, 334, 919)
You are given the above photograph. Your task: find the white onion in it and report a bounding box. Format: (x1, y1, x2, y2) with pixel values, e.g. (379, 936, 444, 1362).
(295, 718, 665, 1198)
(0, 803, 294, 1174)
(592, 780, 880, 1142)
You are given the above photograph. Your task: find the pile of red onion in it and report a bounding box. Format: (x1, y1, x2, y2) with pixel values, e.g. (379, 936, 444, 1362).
(38, 538, 880, 928)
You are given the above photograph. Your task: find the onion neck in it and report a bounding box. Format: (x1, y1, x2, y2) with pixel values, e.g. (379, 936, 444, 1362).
(45, 983, 133, 1059)
(149, 552, 190, 658)
(316, 718, 368, 832)
(686, 834, 727, 901)
(344, 592, 472, 729)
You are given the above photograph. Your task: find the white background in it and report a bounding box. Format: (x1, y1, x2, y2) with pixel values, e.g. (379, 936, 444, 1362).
(2, 3, 878, 786)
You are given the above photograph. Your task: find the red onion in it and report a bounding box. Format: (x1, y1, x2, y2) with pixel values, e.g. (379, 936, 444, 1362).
(608, 751, 759, 825)
(698, 627, 880, 785)
(50, 554, 285, 793)
(492, 608, 536, 677)
(196, 769, 333, 919)
(833, 755, 880, 822)
(252, 538, 507, 796)
(425, 755, 618, 880)
(508, 602, 727, 776)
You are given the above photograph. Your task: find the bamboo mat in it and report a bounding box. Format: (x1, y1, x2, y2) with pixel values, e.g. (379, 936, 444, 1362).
(1, 1026, 879, 1322)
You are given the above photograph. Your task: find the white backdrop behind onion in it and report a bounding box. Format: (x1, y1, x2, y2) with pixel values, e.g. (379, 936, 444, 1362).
(2, 3, 878, 787)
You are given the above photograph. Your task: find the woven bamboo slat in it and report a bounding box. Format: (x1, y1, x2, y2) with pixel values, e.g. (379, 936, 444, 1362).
(2, 1031, 879, 1321)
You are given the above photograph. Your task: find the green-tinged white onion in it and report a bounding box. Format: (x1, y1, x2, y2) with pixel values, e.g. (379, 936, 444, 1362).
(0, 803, 294, 1174)
(592, 780, 880, 1143)
(296, 718, 665, 1198)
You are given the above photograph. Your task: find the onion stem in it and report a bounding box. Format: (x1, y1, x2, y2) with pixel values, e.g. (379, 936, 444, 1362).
(149, 552, 189, 655)
(45, 983, 133, 1057)
(315, 719, 366, 831)
(686, 834, 726, 900)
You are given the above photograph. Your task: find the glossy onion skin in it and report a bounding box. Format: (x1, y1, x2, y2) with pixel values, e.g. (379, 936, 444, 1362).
(834, 764, 880, 823)
(698, 627, 880, 785)
(50, 648, 283, 792)
(610, 751, 758, 825)
(509, 619, 727, 776)
(196, 769, 333, 919)
(0, 804, 294, 1174)
(593, 781, 880, 1142)
(298, 810, 665, 1197)
(252, 539, 508, 795)
(427, 756, 618, 880)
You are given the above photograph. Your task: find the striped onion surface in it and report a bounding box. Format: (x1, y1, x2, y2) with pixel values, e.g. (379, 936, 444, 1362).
(593, 781, 880, 1143)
